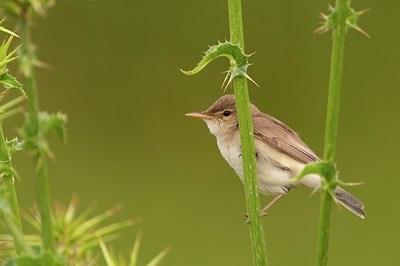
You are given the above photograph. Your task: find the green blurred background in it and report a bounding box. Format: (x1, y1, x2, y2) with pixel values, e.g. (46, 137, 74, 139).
(1, 0, 399, 265)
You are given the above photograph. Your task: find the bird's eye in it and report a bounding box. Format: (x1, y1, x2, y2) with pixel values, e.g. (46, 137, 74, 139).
(223, 110, 231, 117)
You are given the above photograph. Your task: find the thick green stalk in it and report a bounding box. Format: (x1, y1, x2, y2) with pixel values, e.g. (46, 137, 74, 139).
(0, 122, 23, 254)
(227, 1, 268, 265)
(19, 17, 56, 254)
(318, 0, 348, 265)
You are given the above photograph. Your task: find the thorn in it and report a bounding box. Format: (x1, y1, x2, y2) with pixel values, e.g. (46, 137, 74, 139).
(241, 70, 259, 87)
(308, 187, 319, 198)
(338, 180, 365, 187)
(333, 196, 342, 210)
(314, 26, 329, 35)
(319, 12, 328, 20)
(223, 75, 234, 92)
(34, 60, 52, 70)
(353, 25, 370, 38)
(221, 71, 230, 91)
(357, 8, 371, 16)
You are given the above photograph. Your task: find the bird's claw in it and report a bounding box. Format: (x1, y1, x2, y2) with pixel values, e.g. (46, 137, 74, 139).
(244, 211, 268, 224)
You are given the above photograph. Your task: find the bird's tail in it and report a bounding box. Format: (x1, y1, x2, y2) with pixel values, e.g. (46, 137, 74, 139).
(335, 187, 366, 219)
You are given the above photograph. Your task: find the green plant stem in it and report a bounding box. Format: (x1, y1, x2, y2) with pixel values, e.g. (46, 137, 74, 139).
(227, 1, 268, 265)
(318, 0, 348, 265)
(2, 207, 32, 256)
(19, 16, 56, 255)
(323, 0, 347, 162)
(0, 122, 23, 254)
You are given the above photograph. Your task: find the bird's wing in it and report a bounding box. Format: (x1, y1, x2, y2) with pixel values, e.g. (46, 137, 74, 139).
(252, 113, 320, 164)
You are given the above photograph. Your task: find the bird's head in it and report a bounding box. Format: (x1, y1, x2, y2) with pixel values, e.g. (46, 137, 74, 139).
(186, 94, 258, 138)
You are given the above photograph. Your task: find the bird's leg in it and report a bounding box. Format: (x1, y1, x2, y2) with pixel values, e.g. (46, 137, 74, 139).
(260, 193, 285, 216)
(244, 193, 285, 224)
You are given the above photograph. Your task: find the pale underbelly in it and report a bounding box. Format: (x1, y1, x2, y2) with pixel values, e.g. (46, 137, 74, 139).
(218, 141, 295, 195)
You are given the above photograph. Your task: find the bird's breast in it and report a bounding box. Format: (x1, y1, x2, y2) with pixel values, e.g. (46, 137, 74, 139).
(216, 136, 297, 195)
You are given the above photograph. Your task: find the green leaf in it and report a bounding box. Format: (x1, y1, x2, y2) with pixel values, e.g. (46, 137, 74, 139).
(0, 36, 19, 74)
(181, 41, 257, 90)
(0, 165, 20, 180)
(0, 26, 19, 39)
(0, 74, 24, 94)
(39, 112, 67, 142)
(99, 238, 115, 266)
(146, 246, 171, 266)
(6, 138, 24, 155)
(292, 161, 337, 186)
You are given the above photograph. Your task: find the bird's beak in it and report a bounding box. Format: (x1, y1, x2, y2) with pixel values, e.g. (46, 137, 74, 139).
(185, 112, 214, 120)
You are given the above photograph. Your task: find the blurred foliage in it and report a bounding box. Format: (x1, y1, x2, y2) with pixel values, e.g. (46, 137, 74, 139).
(1, 195, 139, 265)
(0, 0, 54, 18)
(100, 231, 170, 266)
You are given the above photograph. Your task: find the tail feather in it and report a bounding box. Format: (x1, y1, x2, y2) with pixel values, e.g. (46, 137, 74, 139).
(335, 187, 366, 219)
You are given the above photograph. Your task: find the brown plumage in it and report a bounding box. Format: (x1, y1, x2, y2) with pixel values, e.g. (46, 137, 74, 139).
(187, 94, 365, 219)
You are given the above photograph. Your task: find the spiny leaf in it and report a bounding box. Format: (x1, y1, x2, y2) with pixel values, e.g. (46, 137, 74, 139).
(9, 197, 136, 265)
(292, 161, 337, 189)
(0, 165, 20, 180)
(181, 41, 258, 90)
(39, 112, 67, 142)
(129, 231, 142, 266)
(6, 138, 24, 156)
(146, 246, 171, 266)
(0, 36, 20, 74)
(0, 23, 18, 38)
(315, 2, 369, 38)
(99, 233, 170, 266)
(0, 74, 24, 94)
(99, 238, 115, 266)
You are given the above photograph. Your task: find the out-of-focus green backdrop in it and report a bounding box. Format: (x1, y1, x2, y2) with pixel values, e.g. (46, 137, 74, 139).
(1, 0, 399, 265)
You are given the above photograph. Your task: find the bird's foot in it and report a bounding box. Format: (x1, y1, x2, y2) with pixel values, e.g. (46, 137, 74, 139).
(244, 211, 268, 224)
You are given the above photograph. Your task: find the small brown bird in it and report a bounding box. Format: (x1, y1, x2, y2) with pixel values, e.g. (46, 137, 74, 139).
(186, 94, 365, 219)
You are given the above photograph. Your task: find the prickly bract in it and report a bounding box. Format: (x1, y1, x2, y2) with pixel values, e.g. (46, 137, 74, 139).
(181, 41, 257, 91)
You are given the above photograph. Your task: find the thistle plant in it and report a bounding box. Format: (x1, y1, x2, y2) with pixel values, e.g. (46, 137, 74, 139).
(0, 24, 25, 256)
(1, 195, 140, 265)
(0, 4, 169, 266)
(0, 0, 65, 258)
(183, 0, 267, 265)
(295, 1, 368, 265)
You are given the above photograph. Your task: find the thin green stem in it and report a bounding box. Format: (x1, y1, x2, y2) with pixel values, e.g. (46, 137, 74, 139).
(316, 189, 333, 266)
(228, 0, 268, 265)
(318, 0, 348, 265)
(19, 16, 56, 255)
(323, 0, 347, 162)
(0, 122, 23, 254)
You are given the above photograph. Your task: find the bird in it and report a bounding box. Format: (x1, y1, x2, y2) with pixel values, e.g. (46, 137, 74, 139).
(186, 94, 365, 219)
